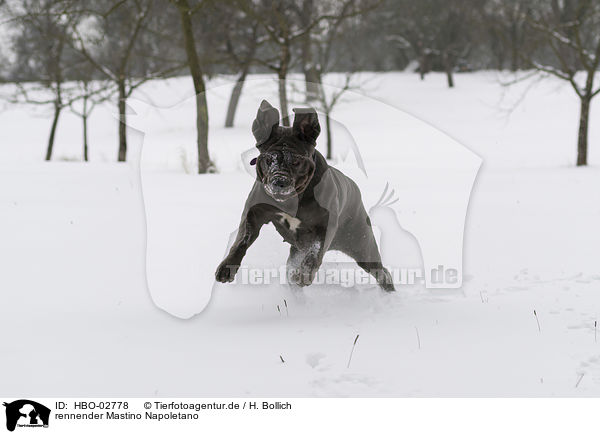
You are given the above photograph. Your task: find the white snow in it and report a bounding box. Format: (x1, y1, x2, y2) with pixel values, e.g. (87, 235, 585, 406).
(0, 72, 599, 396)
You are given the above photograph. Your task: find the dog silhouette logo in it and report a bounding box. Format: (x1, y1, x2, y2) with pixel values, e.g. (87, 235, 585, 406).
(3, 400, 50, 431)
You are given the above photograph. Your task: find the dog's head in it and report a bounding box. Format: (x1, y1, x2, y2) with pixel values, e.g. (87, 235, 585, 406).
(251, 100, 321, 202)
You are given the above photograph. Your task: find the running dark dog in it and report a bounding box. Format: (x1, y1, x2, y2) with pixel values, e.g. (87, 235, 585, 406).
(215, 100, 394, 291)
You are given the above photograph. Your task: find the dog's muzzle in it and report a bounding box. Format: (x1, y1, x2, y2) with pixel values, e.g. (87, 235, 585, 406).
(265, 172, 295, 201)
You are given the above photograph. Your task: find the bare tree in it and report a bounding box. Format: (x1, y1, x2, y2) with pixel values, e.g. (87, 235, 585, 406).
(218, 5, 264, 128)
(388, 0, 474, 86)
(296, 0, 372, 101)
(236, 0, 377, 125)
(478, 0, 530, 70)
(316, 74, 357, 159)
(387, 0, 438, 79)
(436, 1, 474, 87)
(505, 0, 530, 71)
(170, 0, 213, 173)
(235, 0, 297, 125)
(68, 65, 114, 161)
(5, 0, 78, 160)
(524, 0, 600, 166)
(71, 0, 183, 162)
(310, 1, 369, 158)
(298, 0, 321, 102)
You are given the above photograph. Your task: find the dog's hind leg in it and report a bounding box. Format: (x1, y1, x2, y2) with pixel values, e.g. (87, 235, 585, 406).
(338, 224, 395, 292)
(355, 261, 395, 292)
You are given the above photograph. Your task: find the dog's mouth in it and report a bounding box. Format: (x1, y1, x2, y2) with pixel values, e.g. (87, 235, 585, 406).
(264, 174, 296, 202)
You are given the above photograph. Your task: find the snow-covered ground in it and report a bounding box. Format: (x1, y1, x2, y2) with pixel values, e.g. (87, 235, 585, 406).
(1, 72, 599, 396)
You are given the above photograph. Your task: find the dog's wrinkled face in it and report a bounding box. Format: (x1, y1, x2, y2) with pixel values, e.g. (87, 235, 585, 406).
(252, 100, 320, 202)
(257, 136, 316, 202)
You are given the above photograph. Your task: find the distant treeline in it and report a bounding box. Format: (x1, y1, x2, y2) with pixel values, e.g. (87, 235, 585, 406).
(1, 0, 599, 167)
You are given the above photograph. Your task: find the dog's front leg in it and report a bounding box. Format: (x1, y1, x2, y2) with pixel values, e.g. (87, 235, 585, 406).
(288, 232, 328, 287)
(215, 209, 264, 283)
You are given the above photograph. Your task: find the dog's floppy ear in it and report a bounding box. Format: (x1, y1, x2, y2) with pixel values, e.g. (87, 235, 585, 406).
(292, 108, 320, 143)
(252, 100, 280, 146)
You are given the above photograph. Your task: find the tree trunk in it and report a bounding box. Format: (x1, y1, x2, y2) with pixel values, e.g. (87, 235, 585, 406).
(443, 51, 454, 88)
(489, 29, 505, 70)
(225, 66, 249, 128)
(576, 95, 590, 166)
(510, 40, 519, 71)
(496, 51, 505, 70)
(301, 31, 321, 100)
(510, 22, 519, 71)
(325, 111, 332, 159)
(299, 0, 320, 102)
(419, 54, 426, 80)
(117, 77, 127, 162)
(304, 66, 322, 103)
(83, 113, 89, 162)
(416, 41, 426, 80)
(175, 0, 211, 173)
(46, 38, 64, 162)
(277, 41, 291, 127)
(278, 69, 289, 126)
(445, 67, 454, 88)
(45, 103, 62, 161)
(82, 92, 89, 162)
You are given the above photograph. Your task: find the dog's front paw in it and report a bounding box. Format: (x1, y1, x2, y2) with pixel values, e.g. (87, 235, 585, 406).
(287, 267, 302, 286)
(215, 260, 239, 283)
(288, 255, 319, 287)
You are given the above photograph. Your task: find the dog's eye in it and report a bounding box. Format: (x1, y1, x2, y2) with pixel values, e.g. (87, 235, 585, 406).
(291, 156, 301, 166)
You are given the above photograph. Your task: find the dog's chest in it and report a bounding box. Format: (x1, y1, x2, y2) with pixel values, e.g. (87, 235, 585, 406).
(267, 200, 329, 247)
(274, 212, 302, 233)
(271, 211, 309, 244)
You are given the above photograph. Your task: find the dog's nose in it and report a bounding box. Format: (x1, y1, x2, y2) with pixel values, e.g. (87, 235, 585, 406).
(272, 177, 291, 188)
